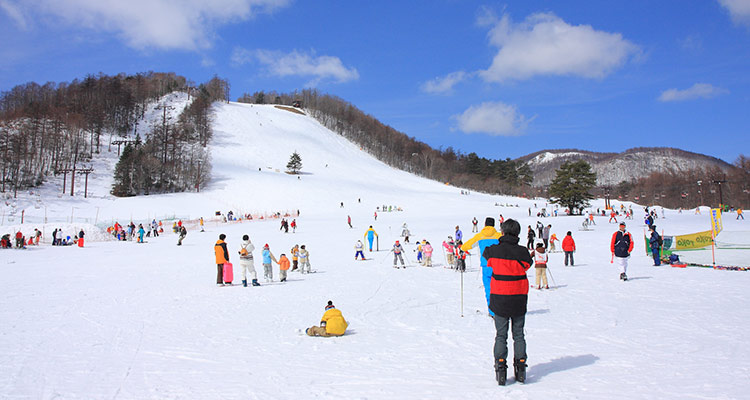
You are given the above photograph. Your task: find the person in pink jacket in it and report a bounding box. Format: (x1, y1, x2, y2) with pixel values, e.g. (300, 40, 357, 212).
(422, 241, 434, 267)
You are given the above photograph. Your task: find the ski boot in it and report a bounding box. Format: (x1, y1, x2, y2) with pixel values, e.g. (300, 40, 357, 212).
(242, 279, 247, 287)
(514, 358, 527, 383)
(252, 279, 261, 286)
(620, 272, 628, 281)
(494, 359, 507, 386)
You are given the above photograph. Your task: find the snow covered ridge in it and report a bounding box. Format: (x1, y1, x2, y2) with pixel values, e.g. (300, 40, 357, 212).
(519, 147, 736, 186)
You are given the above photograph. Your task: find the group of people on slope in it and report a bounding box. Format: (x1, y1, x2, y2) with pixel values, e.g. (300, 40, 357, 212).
(214, 234, 313, 287)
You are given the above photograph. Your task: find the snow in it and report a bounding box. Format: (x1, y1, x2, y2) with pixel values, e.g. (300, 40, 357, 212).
(2, 101, 750, 399)
(527, 151, 584, 166)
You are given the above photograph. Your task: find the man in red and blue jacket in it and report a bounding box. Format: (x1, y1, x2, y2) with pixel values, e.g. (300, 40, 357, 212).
(483, 219, 533, 385)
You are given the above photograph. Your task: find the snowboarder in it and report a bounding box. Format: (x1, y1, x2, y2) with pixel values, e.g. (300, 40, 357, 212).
(306, 301, 348, 337)
(462, 217, 502, 314)
(355, 240, 365, 260)
(177, 225, 187, 245)
(364, 226, 378, 251)
(649, 225, 662, 266)
(483, 219, 532, 386)
(238, 235, 260, 287)
(299, 245, 311, 273)
(214, 234, 229, 286)
(278, 254, 290, 282)
(262, 244, 278, 282)
(562, 232, 576, 266)
(472, 217, 479, 233)
(392, 240, 405, 268)
(531, 243, 549, 289)
(611, 222, 634, 281)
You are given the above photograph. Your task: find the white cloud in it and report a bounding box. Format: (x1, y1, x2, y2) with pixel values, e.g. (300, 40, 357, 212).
(16, 0, 290, 50)
(232, 48, 359, 86)
(480, 12, 639, 82)
(658, 83, 729, 102)
(719, 0, 750, 25)
(453, 101, 532, 136)
(0, 0, 27, 29)
(421, 71, 467, 94)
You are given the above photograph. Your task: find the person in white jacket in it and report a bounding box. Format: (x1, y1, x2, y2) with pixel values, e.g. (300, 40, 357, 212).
(355, 240, 365, 260)
(238, 235, 260, 287)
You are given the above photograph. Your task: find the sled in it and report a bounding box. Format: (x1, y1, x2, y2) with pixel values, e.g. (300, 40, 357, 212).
(78, 238, 84, 248)
(223, 262, 234, 283)
(670, 263, 687, 268)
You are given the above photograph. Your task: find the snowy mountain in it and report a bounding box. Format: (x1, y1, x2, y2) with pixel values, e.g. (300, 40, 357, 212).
(2, 99, 749, 399)
(519, 148, 736, 187)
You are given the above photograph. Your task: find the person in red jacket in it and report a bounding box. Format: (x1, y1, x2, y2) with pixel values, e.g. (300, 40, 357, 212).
(611, 222, 634, 281)
(562, 231, 576, 266)
(483, 219, 533, 386)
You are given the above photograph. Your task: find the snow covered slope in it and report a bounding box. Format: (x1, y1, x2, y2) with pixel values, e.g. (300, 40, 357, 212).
(1, 101, 749, 399)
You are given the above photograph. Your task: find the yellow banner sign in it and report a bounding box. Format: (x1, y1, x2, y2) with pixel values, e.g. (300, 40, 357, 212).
(711, 208, 723, 236)
(674, 230, 714, 250)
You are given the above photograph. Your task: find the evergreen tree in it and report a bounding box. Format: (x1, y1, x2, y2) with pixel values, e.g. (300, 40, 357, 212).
(548, 160, 597, 214)
(286, 151, 303, 174)
(111, 143, 136, 197)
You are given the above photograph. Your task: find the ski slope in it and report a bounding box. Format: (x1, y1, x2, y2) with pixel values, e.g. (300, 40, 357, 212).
(1, 100, 749, 399)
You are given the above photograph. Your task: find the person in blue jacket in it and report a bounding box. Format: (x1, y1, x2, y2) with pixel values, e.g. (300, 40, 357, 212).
(364, 226, 378, 251)
(455, 225, 463, 242)
(648, 225, 662, 266)
(461, 217, 502, 315)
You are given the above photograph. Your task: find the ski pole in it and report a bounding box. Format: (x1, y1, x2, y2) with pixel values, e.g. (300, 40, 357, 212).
(546, 265, 557, 288)
(380, 249, 393, 264)
(610, 253, 614, 264)
(460, 267, 464, 317)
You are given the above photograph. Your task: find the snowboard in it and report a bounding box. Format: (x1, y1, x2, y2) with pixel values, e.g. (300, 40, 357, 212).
(223, 262, 234, 284)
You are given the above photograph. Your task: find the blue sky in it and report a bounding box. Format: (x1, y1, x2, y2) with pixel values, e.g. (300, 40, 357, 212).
(2, 0, 750, 163)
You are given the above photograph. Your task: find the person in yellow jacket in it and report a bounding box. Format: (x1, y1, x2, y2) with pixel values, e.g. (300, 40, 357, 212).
(461, 217, 502, 316)
(364, 226, 378, 251)
(306, 301, 348, 337)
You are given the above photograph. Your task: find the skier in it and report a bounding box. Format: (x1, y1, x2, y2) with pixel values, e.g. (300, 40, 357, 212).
(526, 226, 536, 250)
(461, 217, 502, 315)
(536, 221, 544, 239)
(401, 223, 411, 243)
(177, 225, 187, 245)
(738, 209, 744, 220)
(262, 244, 279, 282)
(306, 301, 348, 337)
(549, 233, 559, 252)
(611, 222, 634, 281)
(531, 243, 549, 289)
(52, 228, 58, 246)
(214, 234, 229, 286)
(442, 236, 455, 268)
(291, 219, 297, 233)
(199, 217, 205, 232)
(472, 217, 479, 233)
(416, 240, 423, 265)
(238, 235, 260, 287)
(152, 220, 159, 237)
(355, 240, 365, 260)
(374, 211, 378, 221)
(364, 226, 378, 251)
(392, 240, 405, 268)
(454, 241, 467, 272)
(347, 215, 353, 228)
(422, 241, 433, 267)
(483, 219, 532, 385)
(298, 245, 311, 273)
(649, 225, 662, 266)
(562, 231, 576, 266)
(278, 254, 290, 282)
(455, 226, 463, 242)
(290, 244, 300, 271)
(609, 210, 618, 223)
(542, 224, 551, 249)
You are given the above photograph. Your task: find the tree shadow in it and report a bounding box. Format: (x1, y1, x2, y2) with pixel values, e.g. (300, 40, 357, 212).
(527, 354, 599, 383)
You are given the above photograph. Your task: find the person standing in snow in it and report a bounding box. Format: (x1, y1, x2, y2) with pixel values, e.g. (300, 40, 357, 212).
(416, 240, 424, 265)
(648, 225, 662, 266)
(526, 226, 536, 250)
(472, 217, 479, 233)
(137, 224, 145, 243)
(199, 217, 205, 232)
(536, 221, 544, 239)
(355, 240, 365, 260)
(443, 236, 455, 268)
(306, 301, 348, 337)
(738, 209, 744, 220)
(422, 241, 434, 267)
(462, 217, 502, 315)
(238, 235, 260, 287)
(542, 224, 551, 249)
(562, 232, 576, 266)
(347, 215, 353, 228)
(611, 222, 634, 281)
(77, 229, 85, 247)
(291, 219, 297, 233)
(262, 244, 279, 282)
(214, 234, 229, 286)
(549, 233, 559, 252)
(455, 226, 463, 243)
(483, 219, 532, 385)
(298, 245, 311, 273)
(454, 241, 467, 272)
(364, 226, 378, 251)
(531, 243, 549, 290)
(177, 225, 187, 245)
(392, 240, 405, 268)
(278, 254, 290, 282)
(401, 223, 411, 244)
(290, 244, 300, 271)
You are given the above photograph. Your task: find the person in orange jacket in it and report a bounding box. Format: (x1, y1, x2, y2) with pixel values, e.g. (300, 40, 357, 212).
(562, 231, 576, 266)
(214, 234, 229, 286)
(278, 253, 291, 282)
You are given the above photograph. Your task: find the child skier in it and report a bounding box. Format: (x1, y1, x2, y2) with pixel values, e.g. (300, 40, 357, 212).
(454, 240, 467, 272)
(422, 241, 433, 267)
(299, 245, 311, 273)
(393, 240, 405, 268)
(262, 244, 279, 282)
(278, 254, 291, 282)
(443, 236, 455, 268)
(355, 240, 365, 260)
(238, 235, 260, 287)
(416, 241, 423, 264)
(549, 233, 559, 252)
(531, 243, 549, 289)
(291, 244, 300, 271)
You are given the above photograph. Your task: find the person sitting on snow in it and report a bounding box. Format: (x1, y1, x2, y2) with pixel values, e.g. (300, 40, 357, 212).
(306, 301, 348, 337)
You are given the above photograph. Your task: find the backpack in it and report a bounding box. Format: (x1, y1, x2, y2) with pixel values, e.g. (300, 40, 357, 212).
(669, 254, 680, 264)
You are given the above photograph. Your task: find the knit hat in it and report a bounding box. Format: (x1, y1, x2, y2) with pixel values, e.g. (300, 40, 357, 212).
(619, 222, 626, 227)
(485, 217, 495, 227)
(264, 243, 269, 248)
(325, 300, 335, 310)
